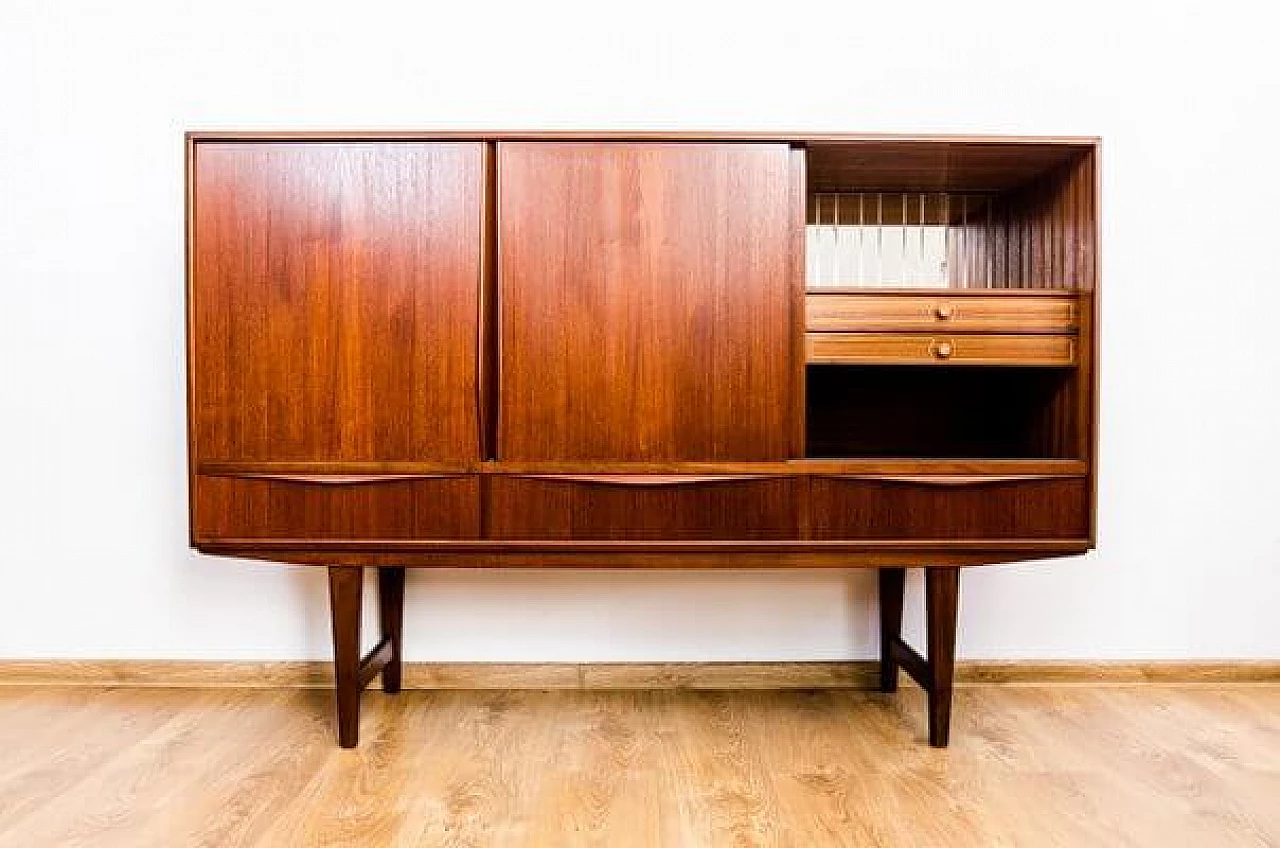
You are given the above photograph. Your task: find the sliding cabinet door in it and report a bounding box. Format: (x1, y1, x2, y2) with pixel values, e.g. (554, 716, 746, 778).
(497, 142, 799, 462)
(191, 141, 483, 463)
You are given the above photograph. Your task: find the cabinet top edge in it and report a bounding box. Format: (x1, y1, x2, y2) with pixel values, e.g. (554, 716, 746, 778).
(184, 130, 1101, 147)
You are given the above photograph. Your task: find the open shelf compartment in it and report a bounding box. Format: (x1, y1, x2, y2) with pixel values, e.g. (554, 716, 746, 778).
(805, 364, 1082, 460)
(803, 140, 1096, 291)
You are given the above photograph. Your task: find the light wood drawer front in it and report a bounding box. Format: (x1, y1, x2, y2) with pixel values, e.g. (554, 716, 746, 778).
(810, 476, 1089, 540)
(807, 293, 1078, 333)
(193, 475, 481, 541)
(806, 333, 1076, 366)
(487, 475, 801, 541)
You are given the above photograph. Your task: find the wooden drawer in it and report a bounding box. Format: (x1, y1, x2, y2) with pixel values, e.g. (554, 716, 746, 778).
(809, 475, 1089, 540)
(193, 475, 480, 541)
(807, 292, 1078, 334)
(487, 475, 801, 540)
(805, 332, 1075, 366)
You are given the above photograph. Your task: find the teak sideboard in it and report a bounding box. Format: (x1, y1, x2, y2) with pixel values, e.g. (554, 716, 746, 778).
(185, 131, 1099, 748)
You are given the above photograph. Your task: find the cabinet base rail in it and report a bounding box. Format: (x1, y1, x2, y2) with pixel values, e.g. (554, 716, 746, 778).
(325, 563, 961, 749)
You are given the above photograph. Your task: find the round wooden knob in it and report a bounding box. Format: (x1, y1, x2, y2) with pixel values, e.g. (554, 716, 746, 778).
(935, 304, 955, 320)
(934, 341, 954, 359)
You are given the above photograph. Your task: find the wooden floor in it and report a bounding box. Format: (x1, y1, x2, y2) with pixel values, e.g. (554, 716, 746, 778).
(0, 685, 1276, 847)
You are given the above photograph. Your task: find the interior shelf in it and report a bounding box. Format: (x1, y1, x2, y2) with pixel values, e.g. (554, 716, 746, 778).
(805, 364, 1080, 460)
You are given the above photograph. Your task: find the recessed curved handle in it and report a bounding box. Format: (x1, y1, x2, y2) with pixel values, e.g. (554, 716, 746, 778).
(223, 473, 463, 485)
(826, 474, 1074, 486)
(522, 474, 773, 487)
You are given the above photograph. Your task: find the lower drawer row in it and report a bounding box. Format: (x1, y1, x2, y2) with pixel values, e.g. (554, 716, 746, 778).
(194, 473, 1089, 543)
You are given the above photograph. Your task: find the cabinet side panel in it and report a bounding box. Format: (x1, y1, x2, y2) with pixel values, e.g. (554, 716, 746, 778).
(497, 142, 797, 461)
(191, 141, 483, 462)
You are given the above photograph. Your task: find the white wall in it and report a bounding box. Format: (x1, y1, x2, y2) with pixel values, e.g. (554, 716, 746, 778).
(2, 0, 1277, 662)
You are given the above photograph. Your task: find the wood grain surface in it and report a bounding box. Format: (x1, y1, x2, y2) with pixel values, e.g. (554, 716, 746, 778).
(0, 684, 1274, 847)
(497, 142, 798, 461)
(806, 291, 1079, 333)
(486, 475, 801, 540)
(193, 474, 481, 541)
(190, 141, 483, 464)
(805, 140, 1093, 193)
(809, 476, 1089, 540)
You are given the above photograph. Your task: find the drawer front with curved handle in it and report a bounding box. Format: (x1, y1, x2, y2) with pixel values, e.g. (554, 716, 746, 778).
(810, 475, 1088, 540)
(487, 475, 800, 540)
(193, 474, 481, 541)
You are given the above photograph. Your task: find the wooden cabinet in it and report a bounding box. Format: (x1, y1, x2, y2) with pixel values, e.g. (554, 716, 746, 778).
(186, 131, 1100, 749)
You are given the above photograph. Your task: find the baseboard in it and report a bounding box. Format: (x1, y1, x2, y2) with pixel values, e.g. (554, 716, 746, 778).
(1, 659, 1277, 689)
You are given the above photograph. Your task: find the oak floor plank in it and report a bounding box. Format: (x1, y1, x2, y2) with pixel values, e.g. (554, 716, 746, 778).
(521, 691, 655, 848)
(737, 692, 879, 847)
(0, 689, 267, 848)
(248, 691, 436, 847)
(165, 690, 336, 847)
(666, 691, 785, 847)
(0, 687, 196, 835)
(0, 685, 1276, 847)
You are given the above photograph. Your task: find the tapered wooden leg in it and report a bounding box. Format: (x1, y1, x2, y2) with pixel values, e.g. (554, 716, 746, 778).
(377, 566, 406, 694)
(328, 566, 364, 748)
(878, 567, 906, 693)
(925, 567, 960, 748)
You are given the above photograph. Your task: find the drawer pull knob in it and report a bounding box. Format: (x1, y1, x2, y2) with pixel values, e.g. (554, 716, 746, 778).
(933, 341, 954, 359)
(935, 304, 955, 320)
